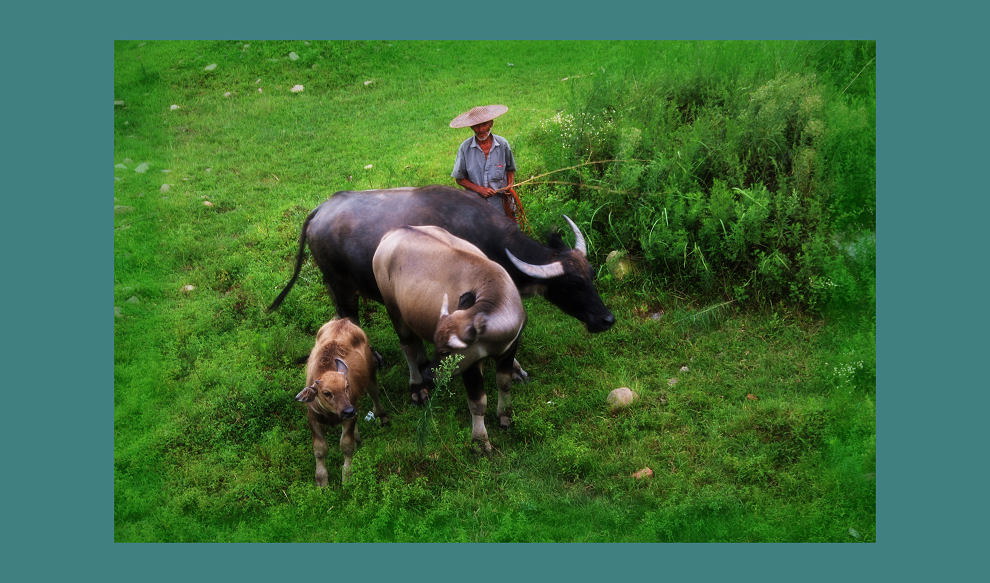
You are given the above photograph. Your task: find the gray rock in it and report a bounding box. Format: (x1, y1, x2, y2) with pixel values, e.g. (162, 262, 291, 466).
(607, 387, 638, 411)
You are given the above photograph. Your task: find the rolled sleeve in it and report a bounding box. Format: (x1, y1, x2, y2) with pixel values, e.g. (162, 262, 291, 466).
(451, 141, 469, 179)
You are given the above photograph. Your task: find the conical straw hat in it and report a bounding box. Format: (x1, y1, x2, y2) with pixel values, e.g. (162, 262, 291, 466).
(449, 104, 508, 128)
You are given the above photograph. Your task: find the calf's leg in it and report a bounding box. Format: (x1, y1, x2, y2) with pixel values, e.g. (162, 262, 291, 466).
(307, 413, 330, 487)
(339, 418, 357, 483)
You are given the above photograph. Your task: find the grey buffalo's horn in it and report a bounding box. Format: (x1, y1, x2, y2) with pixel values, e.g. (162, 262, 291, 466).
(562, 215, 587, 256)
(505, 248, 565, 279)
(440, 293, 450, 318)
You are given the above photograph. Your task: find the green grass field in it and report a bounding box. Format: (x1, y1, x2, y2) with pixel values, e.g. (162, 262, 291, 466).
(114, 40, 875, 542)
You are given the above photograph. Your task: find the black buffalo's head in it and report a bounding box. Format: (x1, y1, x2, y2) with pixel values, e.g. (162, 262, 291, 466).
(505, 216, 616, 333)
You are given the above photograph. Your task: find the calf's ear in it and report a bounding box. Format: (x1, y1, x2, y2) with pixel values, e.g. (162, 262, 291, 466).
(295, 386, 317, 402)
(335, 358, 349, 376)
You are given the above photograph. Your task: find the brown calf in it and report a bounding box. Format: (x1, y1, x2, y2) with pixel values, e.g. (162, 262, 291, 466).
(296, 318, 389, 486)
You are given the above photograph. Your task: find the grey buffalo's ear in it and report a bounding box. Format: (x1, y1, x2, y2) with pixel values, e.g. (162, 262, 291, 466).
(295, 386, 317, 402)
(462, 314, 487, 344)
(335, 358, 349, 376)
(457, 291, 476, 310)
(472, 313, 487, 336)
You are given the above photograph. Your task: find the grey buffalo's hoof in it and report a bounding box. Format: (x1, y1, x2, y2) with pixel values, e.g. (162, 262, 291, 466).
(378, 414, 391, 427)
(498, 416, 512, 430)
(409, 385, 430, 406)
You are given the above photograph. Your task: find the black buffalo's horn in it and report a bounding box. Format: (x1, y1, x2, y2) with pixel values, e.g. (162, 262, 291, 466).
(562, 215, 587, 255)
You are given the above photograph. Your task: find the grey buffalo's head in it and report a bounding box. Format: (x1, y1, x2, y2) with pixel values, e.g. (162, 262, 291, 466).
(505, 216, 616, 333)
(295, 358, 357, 419)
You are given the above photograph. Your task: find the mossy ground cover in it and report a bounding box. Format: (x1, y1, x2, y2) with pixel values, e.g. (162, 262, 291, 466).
(114, 40, 875, 542)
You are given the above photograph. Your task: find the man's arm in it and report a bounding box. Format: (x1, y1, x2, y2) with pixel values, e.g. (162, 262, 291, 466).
(456, 177, 496, 197)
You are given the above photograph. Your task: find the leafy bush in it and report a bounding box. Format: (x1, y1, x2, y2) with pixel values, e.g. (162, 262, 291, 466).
(524, 42, 875, 313)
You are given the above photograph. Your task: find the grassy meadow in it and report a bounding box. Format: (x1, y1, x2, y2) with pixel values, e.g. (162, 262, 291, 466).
(114, 40, 875, 542)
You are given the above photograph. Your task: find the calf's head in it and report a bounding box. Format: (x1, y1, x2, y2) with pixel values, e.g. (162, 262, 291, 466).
(295, 358, 357, 419)
(434, 292, 487, 353)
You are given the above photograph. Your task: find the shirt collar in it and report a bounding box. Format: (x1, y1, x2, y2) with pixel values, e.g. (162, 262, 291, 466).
(470, 135, 500, 150)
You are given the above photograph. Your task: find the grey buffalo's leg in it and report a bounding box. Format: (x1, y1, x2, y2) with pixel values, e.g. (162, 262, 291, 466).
(462, 364, 492, 453)
(340, 417, 357, 484)
(384, 306, 431, 405)
(400, 340, 431, 404)
(308, 412, 330, 487)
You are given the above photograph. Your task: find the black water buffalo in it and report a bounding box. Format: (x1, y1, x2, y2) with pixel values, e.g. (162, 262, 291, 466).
(268, 185, 615, 333)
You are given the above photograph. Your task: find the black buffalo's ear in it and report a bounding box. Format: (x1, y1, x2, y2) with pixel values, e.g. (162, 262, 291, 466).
(546, 231, 566, 250)
(295, 386, 317, 402)
(457, 291, 476, 310)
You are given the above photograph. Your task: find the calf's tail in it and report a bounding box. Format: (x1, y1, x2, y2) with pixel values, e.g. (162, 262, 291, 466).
(266, 209, 318, 312)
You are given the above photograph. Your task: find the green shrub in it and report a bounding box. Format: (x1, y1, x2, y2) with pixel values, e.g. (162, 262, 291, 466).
(524, 44, 874, 314)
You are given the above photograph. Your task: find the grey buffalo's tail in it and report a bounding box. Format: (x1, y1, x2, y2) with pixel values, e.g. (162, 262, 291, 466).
(266, 209, 318, 313)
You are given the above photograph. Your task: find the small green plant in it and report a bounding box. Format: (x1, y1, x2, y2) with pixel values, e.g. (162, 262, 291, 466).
(415, 353, 464, 449)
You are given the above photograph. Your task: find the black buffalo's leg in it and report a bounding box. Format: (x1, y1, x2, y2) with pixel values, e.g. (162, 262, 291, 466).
(327, 279, 361, 324)
(495, 342, 520, 430)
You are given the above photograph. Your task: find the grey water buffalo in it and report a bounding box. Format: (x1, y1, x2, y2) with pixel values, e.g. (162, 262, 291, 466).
(267, 185, 615, 333)
(373, 225, 526, 453)
(295, 318, 389, 486)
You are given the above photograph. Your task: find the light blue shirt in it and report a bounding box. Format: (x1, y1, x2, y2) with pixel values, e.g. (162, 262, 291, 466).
(451, 133, 516, 212)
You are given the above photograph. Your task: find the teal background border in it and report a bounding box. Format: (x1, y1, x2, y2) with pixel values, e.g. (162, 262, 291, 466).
(8, 0, 984, 579)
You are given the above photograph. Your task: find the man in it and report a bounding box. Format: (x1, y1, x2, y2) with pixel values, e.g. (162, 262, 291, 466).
(450, 104, 522, 222)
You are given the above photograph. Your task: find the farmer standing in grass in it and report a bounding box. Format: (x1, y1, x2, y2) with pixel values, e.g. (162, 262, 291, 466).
(450, 104, 526, 225)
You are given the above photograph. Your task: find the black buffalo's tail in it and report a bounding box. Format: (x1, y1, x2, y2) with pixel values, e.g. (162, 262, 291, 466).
(266, 209, 318, 313)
